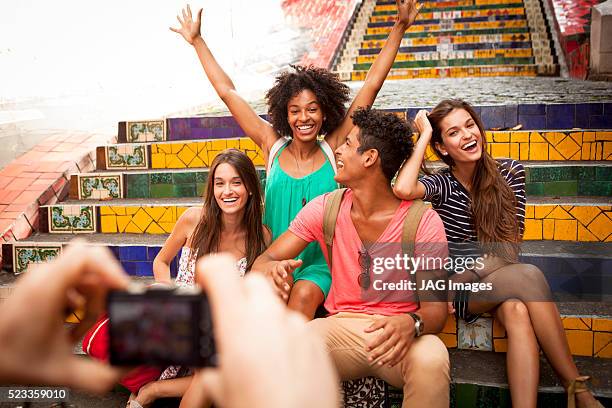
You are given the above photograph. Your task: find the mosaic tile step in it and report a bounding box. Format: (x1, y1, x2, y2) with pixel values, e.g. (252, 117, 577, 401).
(363, 25, 529, 40)
(354, 55, 534, 70)
(373, 2, 526, 14)
(360, 41, 532, 55)
(361, 33, 531, 49)
(357, 48, 533, 64)
(366, 19, 528, 36)
(349, 64, 537, 80)
(374, 0, 526, 12)
(101, 138, 264, 170)
(370, 7, 525, 24)
(370, 13, 526, 29)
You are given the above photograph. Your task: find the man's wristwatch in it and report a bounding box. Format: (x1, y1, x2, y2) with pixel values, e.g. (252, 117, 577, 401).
(407, 312, 423, 337)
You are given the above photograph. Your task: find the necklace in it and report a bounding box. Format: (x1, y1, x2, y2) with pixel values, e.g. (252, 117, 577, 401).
(289, 142, 318, 207)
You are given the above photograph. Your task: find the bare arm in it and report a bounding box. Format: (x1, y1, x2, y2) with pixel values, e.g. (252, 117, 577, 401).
(326, 0, 422, 148)
(153, 207, 198, 283)
(413, 269, 449, 334)
(393, 109, 430, 200)
(171, 6, 278, 155)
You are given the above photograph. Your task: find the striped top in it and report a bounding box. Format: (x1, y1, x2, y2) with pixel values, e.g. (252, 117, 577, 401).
(420, 158, 526, 257)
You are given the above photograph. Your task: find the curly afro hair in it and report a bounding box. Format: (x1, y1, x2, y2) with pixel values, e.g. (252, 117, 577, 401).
(265, 65, 351, 137)
(352, 107, 414, 182)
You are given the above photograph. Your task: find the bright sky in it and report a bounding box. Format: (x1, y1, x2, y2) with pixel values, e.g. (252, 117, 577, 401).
(0, 0, 303, 111)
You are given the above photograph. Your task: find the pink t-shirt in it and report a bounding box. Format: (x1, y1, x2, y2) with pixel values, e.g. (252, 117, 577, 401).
(289, 189, 448, 316)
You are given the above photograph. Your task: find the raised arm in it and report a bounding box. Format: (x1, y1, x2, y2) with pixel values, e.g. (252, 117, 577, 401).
(393, 109, 430, 200)
(327, 0, 422, 148)
(171, 5, 278, 155)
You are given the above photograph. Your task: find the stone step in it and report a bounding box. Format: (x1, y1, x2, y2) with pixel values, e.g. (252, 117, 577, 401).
(364, 25, 530, 41)
(374, 2, 526, 14)
(346, 64, 537, 79)
(355, 48, 534, 64)
(361, 33, 531, 50)
(65, 163, 610, 201)
(374, 0, 525, 12)
(366, 19, 529, 37)
(353, 56, 535, 71)
(359, 40, 533, 55)
(369, 12, 526, 27)
(36, 197, 612, 241)
(118, 105, 612, 145)
(370, 6, 525, 22)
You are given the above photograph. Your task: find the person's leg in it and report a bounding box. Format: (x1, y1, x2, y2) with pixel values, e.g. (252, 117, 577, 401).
(133, 377, 193, 407)
(374, 334, 450, 408)
(288, 280, 325, 320)
(178, 372, 211, 408)
(495, 300, 539, 408)
(469, 264, 600, 407)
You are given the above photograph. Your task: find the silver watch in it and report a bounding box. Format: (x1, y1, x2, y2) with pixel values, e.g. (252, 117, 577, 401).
(407, 312, 423, 337)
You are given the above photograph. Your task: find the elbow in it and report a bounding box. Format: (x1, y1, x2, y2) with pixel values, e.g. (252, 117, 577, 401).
(393, 183, 412, 200)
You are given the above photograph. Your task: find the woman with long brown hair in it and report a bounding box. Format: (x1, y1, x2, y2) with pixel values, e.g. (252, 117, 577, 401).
(393, 99, 602, 408)
(127, 148, 271, 408)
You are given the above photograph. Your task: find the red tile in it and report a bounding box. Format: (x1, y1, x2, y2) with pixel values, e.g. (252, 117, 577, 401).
(0, 211, 22, 220)
(25, 184, 49, 193)
(35, 162, 64, 172)
(13, 190, 42, 204)
(0, 219, 12, 233)
(0, 190, 23, 205)
(15, 151, 46, 164)
(5, 203, 28, 213)
(5, 177, 34, 191)
(12, 215, 33, 240)
(0, 176, 13, 189)
(52, 177, 68, 195)
(38, 172, 64, 180)
(1, 164, 30, 177)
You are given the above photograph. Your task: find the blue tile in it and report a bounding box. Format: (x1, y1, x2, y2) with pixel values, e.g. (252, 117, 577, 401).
(109, 246, 121, 260)
(575, 104, 590, 128)
(480, 106, 505, 129)
(604, 103, 612, 115)
(588, 103, 603, 115)
(134, 262, 153, 277)
(518, 115, 546, 130)
(504, 105, 518, 128)
(547, 104, 574, 129)
(215, 127, 234, 138)
(121, 262, 138, 276)
(589, 115, 612, 129)
(406, 108, 420, 119)
(119, 246, 147, 262)
(518, 104, 545, 115)
(147, 246, 161, 261)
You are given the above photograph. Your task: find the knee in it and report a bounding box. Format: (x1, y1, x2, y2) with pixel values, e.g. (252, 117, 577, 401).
(405, 336, 449, 379)
(497, 301, 533, 333)
(517, 264, 547, 286)
(290, 282, 323, 308)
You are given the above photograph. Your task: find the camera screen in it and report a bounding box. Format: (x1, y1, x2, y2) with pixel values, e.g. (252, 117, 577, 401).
(108, 290, 215, 367)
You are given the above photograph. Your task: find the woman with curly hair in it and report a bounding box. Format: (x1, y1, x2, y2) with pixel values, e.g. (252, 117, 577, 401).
(393, 99, 602, 408)
(171, 1, 422, 319)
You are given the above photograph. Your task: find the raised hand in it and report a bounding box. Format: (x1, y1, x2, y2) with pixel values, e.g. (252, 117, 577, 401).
(269, 259, 303, 301)
(169, 4, 203, 45)
(397, 0, 423, 28)
(414, 109, 433, 136)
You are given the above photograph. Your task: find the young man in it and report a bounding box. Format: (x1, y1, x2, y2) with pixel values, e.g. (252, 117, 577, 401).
(253, 108, 450, 407)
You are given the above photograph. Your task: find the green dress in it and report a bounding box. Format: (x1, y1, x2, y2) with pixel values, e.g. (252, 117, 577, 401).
(263, 141, 337, 297)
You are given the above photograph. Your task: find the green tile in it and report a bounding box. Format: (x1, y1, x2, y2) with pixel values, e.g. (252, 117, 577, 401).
(125, 174, 150, 198)
(151, 173, 172, 184)
(173, 172, 196, 184)
(531, 167, 576, 182)
(524, 167, 531, 183)
(525, 182, 544, 196)
(195, 171, 208, 183)
(196, 183, 205, 197)
(150, 184, 173, 198)
(578, 181, 612, 196)
(174, 184, 197, 197)
(595, 166, 612, 181)
(577, 166, 596, 181)
(543, 181, 578, 196)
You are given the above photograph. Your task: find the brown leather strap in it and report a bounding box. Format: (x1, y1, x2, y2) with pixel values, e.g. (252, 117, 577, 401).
(401, 200, 428, 260)
(322, 188, 347, 269)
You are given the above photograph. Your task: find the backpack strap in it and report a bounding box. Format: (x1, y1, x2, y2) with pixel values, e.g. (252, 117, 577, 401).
(319, 139, 338, 174)
(322, 188, 347, 269)
(266, 137, 290, 174)
(401, 200, 428, 260)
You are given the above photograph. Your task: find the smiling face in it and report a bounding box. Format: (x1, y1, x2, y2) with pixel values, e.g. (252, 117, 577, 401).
(334, 125, 364, 185)
(435, 108, 483, 164)
(213, 163, 249, 216)
(286, 89, 324, 142)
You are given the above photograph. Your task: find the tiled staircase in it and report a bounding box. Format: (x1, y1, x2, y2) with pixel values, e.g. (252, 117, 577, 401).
(1, 103, 610, 406)
(333, 0, 558, 79)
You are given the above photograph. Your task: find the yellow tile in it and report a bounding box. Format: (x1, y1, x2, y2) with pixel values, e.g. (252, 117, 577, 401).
(124, 222, 143, 234)
(595, 143, 603, 160)
(594, 332, 612, 358)
(578, 224, 599, 242)
(569, 132, 583, 145)
(562, 317, 592, 330)
(145, 222, 166, 234)
(437, 333, 457, 348)
(519, 143, 529, 160)
(442, 315, 457, 334)
(116, 215, 132, 233)
(493, 132, 509, 142)
(159, 222, 177, 232)
(99, 206, 115, 215)
(511, 132, 530, 143)
(590, 143, 598, 160)
(151, 153, 165, 168)
(525, 206, 535, 218)
(493, 339, 507, 353)
(529, 143, 549, 160)
(125, 207, 138, 215)
(604, 142, 612, 160)
(549, 206, 573, 220)
(583, 132, 596, 142)
(177, 207, 188, 219)
(565, 330, 593, 356)
(100, 215, 117, 233)
(570, 206, 601, 226)
(529, 131, 545, 142)
(177, 145, 197, 167)
(165, 154, 182, 168)
(490, 143, 510, 158)
(549, 146, 565, 161)
(553, 219, 577, 241)
(190, 156, 205, 168)
(595, 131, 612, 141)
(150, 144, 158, 153)
(146, 207, 166, 222)
(211, 140, 227, 150)
(523, 219, 542, 240)
(581, 144, 591, 160)
(542, 132, 566, 146)
(171, 143, 185, 154)
(65, 309, 85, 323)
(159, 207, 176, 223)
(510, 143, 519, 159)
(534, 205, 554, 219)
(156, 143, 172, 154)
(588, 213, 612, 241)
(569, 151, 582, 161)
(593, 318, 612, 332)
(543, 219, 555, 240)
(555, 137, 581, 159)
(132, 208, 153, 231)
